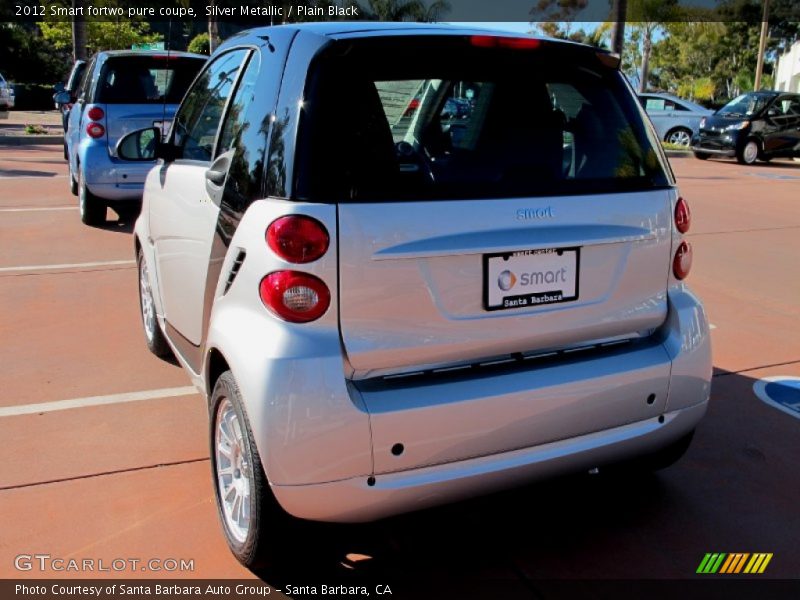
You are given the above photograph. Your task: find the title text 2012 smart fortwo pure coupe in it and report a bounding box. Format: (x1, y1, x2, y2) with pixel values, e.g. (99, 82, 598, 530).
(118, 23, 712, 569)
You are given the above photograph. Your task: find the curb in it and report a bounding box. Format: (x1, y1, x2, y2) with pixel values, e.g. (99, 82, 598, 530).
(0, 135, 62, 146)
(664, 150, 692, 158)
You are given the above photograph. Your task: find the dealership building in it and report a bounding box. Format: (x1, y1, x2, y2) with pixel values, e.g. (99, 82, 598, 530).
(776, 40, 800, 93)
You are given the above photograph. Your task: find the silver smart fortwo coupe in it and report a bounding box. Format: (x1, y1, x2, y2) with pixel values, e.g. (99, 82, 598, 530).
(119, 23, 712, 569)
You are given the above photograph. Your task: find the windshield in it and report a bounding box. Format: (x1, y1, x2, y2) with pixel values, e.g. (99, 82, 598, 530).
(718, 93, 774, 117)
(295, 37, 669, 202)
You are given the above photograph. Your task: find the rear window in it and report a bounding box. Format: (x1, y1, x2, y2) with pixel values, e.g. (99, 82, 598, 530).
(295, 37, 670, 202)
(96, 56, 204, 104)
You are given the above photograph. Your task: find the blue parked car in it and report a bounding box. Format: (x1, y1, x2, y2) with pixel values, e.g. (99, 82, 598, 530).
(62, 50, 206, 225)
(638, 92, 712, 147)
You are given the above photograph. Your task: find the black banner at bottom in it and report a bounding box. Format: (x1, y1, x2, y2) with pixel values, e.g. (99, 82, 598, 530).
(3, 579, 800, 600)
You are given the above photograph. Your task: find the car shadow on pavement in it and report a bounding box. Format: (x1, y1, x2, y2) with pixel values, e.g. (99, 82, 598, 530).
(251, 368, 800, 590)
(96, 206, 138, 233)
(0, 168, 59, 177)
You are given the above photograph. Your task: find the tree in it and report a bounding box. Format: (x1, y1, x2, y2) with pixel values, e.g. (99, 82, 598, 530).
(626, 0, 679, 92)
(188, 32, 210, 55)
(72, 0, 86, 61)
(39, 0, 161, 54)
(357, 0, 451, 21)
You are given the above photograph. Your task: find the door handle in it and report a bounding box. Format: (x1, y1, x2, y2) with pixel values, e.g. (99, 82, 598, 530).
(205, 169, 226, 185)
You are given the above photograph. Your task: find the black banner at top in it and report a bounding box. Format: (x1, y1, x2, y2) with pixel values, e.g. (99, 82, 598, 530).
(1, 0, 799, 23)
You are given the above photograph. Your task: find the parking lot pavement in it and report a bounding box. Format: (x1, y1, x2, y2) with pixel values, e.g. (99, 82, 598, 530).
(0, 146, 798, 590)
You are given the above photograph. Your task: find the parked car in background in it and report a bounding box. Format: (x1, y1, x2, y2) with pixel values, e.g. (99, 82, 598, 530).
(60, 50, 206, 226)
(118, 24, 711, 571)
(639, 92, 712, 147)
(0, 72, 15, 109)
(54, 59, 87, 130)
(692, 91, 800, 164)
(54, 59, 88, 159)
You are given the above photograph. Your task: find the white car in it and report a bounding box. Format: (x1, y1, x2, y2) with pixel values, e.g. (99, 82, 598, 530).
(119, 23, 712, 570)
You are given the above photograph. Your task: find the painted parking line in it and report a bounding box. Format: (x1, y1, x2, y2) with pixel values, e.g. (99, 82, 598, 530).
(0, 386, 198, 418)
(0, 259, 135, 273)
(0, 206, 77, 212)
(753, 376, 800, 420)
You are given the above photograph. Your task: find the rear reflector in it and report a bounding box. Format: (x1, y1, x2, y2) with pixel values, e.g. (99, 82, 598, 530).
(86, 122, 105, 138)
(673, 241, 692, 280)
(675, 197, 691, 234)
(259, 271, 330, 323)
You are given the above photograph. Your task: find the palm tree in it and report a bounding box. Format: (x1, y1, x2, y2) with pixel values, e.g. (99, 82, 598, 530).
(359, 0, 450, 21)
(72, 0, 87, 61)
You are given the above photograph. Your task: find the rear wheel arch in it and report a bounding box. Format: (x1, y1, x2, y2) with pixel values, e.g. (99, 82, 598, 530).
(206, 348, 230, 406)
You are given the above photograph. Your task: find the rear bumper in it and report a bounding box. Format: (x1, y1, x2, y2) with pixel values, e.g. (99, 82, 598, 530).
(79, 141, 153, 201)
(272, 400, 707, 523)
(266, 287, 711, 522)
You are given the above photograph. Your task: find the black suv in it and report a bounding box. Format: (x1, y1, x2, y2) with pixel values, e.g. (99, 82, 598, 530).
(692, 91, 800, 164)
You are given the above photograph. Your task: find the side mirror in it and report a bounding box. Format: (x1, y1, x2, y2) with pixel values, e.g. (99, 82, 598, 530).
(117, 127, 161, 161)
(54, 82, 65, 93)
(117, 127, 180, 162)
(54, 90, 72, 106)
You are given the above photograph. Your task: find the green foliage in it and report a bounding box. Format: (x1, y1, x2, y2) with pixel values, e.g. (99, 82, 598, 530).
(187, 32, 210, 55)
(0, 23, 69, 83)
(534, 22, 610, 48)
(38, 0, 162, 53)
(356, 0, 451, 21)
(25, 124, 49, 135)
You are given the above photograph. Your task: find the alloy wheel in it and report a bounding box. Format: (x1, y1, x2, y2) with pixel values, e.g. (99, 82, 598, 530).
(215, 397, 252, 544)
(667, 130, 691, 147)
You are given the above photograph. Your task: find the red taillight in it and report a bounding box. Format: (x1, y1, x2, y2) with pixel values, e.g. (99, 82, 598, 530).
(87, 106, 104, 121)
(673, 241, 693, 280)
(259, 271, 330, 323)
(86, 122, 105, 138)
(470, 35, 541, 50)
(267, 215, 329, 264)
(675, 197, 691, 234)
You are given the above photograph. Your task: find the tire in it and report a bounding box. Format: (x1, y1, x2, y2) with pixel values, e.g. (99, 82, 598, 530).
(665, 127, 692, 147)
(137, 250, 172, 359)
(77, 167, 106, 226)
(736, 139, 759, 165)
(211, 371, 291, 570)
(63, 141, 68, 161)
(693, 151, 710, 160)
(68, 160, 78, 196)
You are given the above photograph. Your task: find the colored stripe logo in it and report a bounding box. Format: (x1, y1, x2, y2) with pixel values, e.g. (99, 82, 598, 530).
(697, 553, 773, 574)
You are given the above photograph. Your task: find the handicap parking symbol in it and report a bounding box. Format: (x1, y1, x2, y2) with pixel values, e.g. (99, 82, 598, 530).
(753, 376, 800, 420)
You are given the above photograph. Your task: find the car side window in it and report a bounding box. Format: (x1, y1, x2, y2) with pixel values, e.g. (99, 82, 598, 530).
(644, 97, 666, 112)
(172, 49, 249, 162)
(217, 51, 260, 154)
(76, 57, 96, 102)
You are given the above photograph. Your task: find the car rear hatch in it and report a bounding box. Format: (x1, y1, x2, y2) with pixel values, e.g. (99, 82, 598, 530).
(297, 35, 675, 378)
(294, 35, 676, 471)
(337, 191, 671, 376)
(95, 54, 205, 180)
